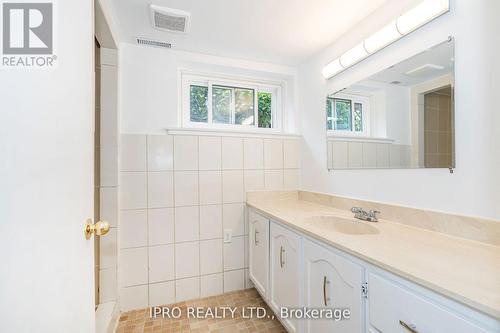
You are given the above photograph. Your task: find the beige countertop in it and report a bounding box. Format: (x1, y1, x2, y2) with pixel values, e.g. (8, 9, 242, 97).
(247, 193, 500, 320)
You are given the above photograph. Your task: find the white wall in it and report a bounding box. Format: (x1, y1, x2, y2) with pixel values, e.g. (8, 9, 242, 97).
(119, 43, 299, 135)
(298, 0, 500, 220)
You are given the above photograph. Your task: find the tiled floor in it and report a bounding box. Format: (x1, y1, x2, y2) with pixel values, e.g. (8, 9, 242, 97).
(116, 288, 287, 333)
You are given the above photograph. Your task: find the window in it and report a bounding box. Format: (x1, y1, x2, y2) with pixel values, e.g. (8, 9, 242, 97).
(182, 73, 281, 131)
(327, 94, 369, 136)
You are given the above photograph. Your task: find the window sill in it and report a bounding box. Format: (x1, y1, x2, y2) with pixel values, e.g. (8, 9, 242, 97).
(165, 127, 302, 139)
(327, 135, 394, 144)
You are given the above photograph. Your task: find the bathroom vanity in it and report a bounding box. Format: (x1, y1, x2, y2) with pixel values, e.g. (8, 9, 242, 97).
(247, 191, 500, 333)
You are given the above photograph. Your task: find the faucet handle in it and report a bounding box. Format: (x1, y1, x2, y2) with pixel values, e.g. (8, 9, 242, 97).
(368, 210, 380, 218)
(351, 207, 363, 213)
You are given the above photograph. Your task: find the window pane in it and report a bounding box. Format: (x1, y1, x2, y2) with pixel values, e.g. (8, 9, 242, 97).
(326, 98, 334, 130)
(334, 99, 352, 131)
(190, 85, 208, 123)
(235, 88, 255, 125)
(354, 103, 363, 132)
(258, 91, 272, 128)
(212, 85, 232, 124)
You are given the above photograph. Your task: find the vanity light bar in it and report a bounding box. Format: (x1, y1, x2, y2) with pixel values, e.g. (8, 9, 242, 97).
(322, 0, 449, 79)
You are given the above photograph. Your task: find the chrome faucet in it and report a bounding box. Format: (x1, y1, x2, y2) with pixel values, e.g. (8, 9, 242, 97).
(351, 207, 380, 222)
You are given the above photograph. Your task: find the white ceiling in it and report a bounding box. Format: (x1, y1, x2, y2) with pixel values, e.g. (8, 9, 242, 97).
(109, 0, 389, 65)
(369, 40, 454, 86)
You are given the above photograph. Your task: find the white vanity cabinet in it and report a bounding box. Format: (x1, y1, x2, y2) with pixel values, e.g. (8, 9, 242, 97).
(367, 272, 492, 333)
(269, 221, 301, 333)
(247, 206, 499, 333)
(248, 209, 269, 299)
(303, 238, 364, 333)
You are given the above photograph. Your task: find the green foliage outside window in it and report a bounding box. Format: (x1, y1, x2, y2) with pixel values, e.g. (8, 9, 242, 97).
(190, 85, 274, 129)
(258, 92, 272, 128)
(212, 86, 232, 124)
(354, 103, 363, 132)
(334, 99, 352, 131)
(190, 85, 208, 122)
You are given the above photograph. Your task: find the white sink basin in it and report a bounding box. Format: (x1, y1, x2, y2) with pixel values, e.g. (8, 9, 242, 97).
(305, 216, 379, 235)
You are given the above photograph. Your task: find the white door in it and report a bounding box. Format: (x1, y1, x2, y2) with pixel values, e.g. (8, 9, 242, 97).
(303, 239, 364, 333)
(248, 209, 269, 298)
(270, 221, 301, 333)
(0, 1, 96, 332)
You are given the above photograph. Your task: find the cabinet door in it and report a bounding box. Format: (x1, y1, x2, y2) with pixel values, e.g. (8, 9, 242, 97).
(270, 221, 301, 333)
(303, 239, 364, 333)
(368, 272, 492, 333)
(248, 209, 269, 298)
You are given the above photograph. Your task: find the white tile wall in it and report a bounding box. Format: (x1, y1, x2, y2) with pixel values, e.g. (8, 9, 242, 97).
(199, 205, 223, 240)
(174, 136, 198, 170)
(200, 273, 223, 297)
(149, 281, 175, 307)
(198, 136, 221, 170)
(348, 142, 363, 168)
(149, 245, 175, 283)
(147, 135, 173, 171)
(222, 137, 243, 169)
(174, 171, 199, 206)
(175, 277, 200, 302)
(362, 143, 377, 168)
(98, 50, 119, 306)
(223, 269, 245, 293)
(100, 227, 117, 269)
(174, 206, 199, 242)
(175, 241, 199, 279)
(120, 285, 148, 311)
(120, 209, 147, 248)
(243, 138, 264, 169)
(100, 187, 118, 227)
(376, 144, 390, 168)
(283, 139, 300, 169)
(264, 139, 283, 169)
(118, 134, 300, 311)
(200, 239, 223, 275)
(199, 171, 222, 204)
(329, 140, 412, 170)
(119, 247, 148, 287)
(264, 169, 284, 190)
(120, 135, 146, 172)
(120, 172, 147, 209)
(148, 208, 174, 246)
(223, 203, 245, 237)
(147, 171, 174, 208)
(222, 170, 244, 203)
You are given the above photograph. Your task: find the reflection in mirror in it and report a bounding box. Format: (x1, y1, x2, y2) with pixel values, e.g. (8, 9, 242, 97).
(327, 38, 454, 170)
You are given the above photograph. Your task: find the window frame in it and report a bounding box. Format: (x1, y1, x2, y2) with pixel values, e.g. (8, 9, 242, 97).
(327, 92, 370, 137)
(181, 72, 283, 133)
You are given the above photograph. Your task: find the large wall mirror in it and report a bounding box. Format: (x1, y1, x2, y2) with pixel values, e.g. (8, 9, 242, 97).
(326, 38, 455, 171)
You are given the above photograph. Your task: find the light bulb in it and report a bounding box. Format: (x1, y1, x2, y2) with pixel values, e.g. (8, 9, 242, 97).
(322, 58, 343, 79)
(364, 20, 401, 53)
(340, 42, 369, 67)
(397, 0, 450, 34)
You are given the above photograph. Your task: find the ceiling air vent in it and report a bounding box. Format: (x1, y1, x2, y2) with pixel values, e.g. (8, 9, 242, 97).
(405, 64, 445, 78)
(150, 5, 190, 33)
(136, 37, 172, 49)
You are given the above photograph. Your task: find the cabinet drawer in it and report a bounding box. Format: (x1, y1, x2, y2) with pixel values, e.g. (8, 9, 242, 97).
(368, 272, 490, 333)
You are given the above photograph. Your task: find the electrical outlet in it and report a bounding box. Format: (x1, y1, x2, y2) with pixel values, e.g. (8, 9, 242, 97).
(223, 229, 232, 243)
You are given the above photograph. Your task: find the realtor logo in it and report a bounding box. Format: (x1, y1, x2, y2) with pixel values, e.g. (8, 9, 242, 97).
(2, 1, 56, 67)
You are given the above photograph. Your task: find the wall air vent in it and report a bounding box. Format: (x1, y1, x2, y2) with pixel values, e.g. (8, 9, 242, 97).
(150, 5, 190, 33)
(136, 38, 172, 49)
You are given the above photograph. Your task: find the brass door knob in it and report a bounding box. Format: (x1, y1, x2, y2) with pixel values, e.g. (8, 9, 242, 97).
(85, 219, 110, 239)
